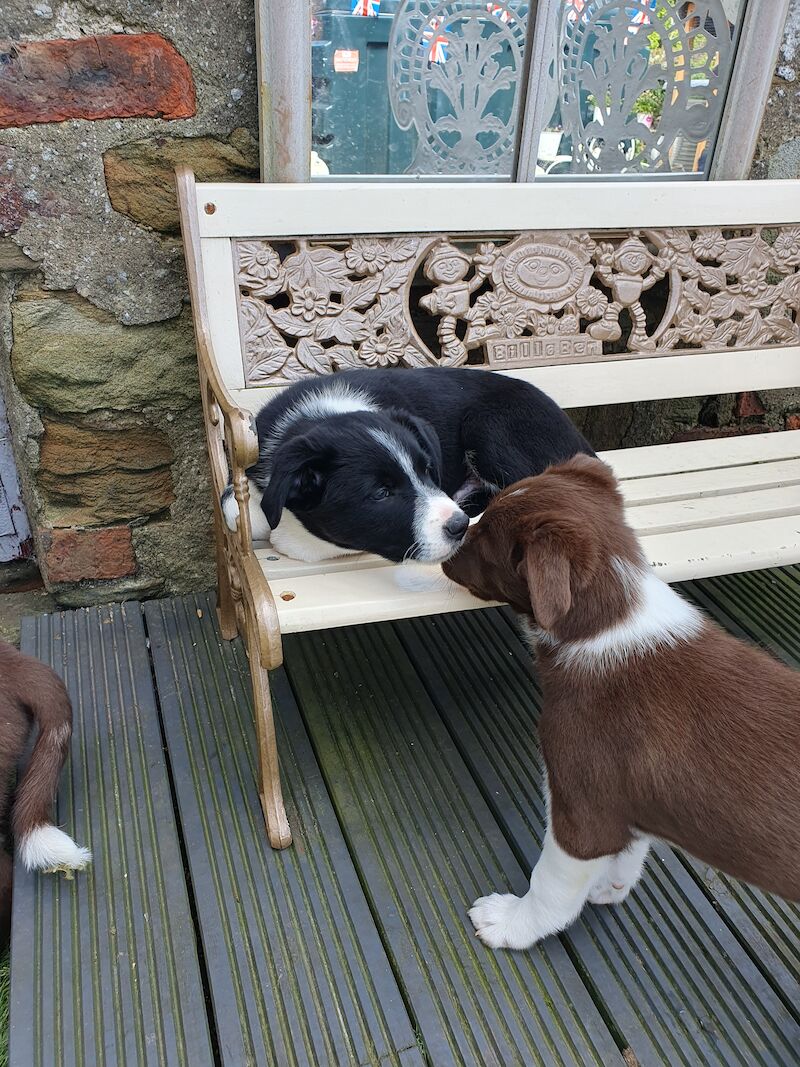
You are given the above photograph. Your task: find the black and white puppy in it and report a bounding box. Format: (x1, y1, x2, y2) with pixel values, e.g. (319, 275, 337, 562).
(222, 368, 593, 563)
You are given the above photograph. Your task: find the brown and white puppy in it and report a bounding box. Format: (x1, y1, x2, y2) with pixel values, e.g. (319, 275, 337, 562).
(443, 454, 800, 950)
(0, 640, 91, 943)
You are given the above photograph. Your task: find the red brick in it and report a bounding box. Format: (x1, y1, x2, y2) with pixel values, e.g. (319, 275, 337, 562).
(41, 526, 136, 583)
(786, 414, 800, 431)
(734, 391, 766, 418)
(0, 35, 195, 128)
(670, 425, 772, 444)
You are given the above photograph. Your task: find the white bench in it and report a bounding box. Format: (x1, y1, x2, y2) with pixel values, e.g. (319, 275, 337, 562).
(177, 170, 800, 847)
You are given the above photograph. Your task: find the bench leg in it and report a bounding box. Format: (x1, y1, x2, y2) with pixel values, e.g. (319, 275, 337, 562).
(245, 626, 292, 849)
(215, 530, 239, 641)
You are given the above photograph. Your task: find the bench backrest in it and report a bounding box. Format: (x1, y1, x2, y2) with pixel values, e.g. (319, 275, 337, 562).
(177, 172, 800, 414)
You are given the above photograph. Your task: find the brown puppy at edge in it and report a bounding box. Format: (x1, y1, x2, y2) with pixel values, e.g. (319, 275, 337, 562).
(0, 640, 91, 944)
(442, 454, 800, 950)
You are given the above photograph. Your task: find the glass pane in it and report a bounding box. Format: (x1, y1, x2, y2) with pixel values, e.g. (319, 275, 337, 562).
(311, 1, 530, 178)
(534, 0, 747, 177)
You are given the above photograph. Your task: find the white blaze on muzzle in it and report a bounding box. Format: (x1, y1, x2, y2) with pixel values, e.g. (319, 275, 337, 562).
(367, 428, 468, 562)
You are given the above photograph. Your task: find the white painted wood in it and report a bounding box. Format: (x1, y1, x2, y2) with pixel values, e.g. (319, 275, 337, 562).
(515, 0, 561, 182)
(619, 459, 800, 507)
(505, 347, 800, 409)
(199, 239, 245, 390)
(263, 510, 800, 632)
(226, 345, 800, 410)
(268, 564, 495, 633)
(193, 179, 800, 238)
(255, 0, 312, 181)
(641, 515, 800, 584)
(626, 485, 800, 535)
(710, 0, 792, 180)
(602, 430, 800, 479)
(256, 545, 387, 580)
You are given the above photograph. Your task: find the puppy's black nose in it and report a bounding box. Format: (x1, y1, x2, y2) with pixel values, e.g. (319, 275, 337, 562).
(444, 511, 469, 540)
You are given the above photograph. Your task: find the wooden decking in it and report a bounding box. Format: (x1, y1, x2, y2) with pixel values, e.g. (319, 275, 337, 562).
(9, 568, 800, 1066)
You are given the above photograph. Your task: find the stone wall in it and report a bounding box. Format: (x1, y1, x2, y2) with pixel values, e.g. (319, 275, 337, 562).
(0, 1, 260, 605)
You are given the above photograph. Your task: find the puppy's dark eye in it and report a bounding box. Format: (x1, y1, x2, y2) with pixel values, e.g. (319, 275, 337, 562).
(373, 486, 391, 501)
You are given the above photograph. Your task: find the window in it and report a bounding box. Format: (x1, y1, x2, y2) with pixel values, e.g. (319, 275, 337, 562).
(259, 0, 790, 182)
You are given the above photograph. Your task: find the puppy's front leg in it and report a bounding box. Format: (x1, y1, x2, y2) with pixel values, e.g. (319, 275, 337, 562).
(469, 828, 608, 950)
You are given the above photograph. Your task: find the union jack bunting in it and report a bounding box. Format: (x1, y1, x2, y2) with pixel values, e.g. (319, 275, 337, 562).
(422, 17, 448, 62)
(486, 3, 513, 23)
(351, 0, 380, 15)
(627, 6, 650, 32)
(565, 0, 586, 23)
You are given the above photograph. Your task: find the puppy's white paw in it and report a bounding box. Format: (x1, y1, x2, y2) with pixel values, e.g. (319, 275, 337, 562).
(588, 877, 633, 906)
(468, 892, 539, 950)
(221, 489, 239, 532)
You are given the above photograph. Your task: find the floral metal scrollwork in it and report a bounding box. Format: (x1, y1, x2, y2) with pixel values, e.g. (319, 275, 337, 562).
(234, 225, 800, 383)
(388, 0, 528, 175)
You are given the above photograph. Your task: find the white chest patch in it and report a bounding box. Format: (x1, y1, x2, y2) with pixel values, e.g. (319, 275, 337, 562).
(545, 564, 705, 673)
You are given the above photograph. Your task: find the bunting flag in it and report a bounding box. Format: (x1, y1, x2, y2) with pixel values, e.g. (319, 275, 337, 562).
(351, 0, 380, 15)
(422, 17, 449, 63)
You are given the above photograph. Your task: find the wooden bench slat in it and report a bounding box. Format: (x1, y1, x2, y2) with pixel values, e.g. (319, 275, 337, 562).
(603, 430, 800, 479)
(627, 484, 800, 534)
(195, 179, 800, 238)
(11, 606, 214, 1067)
(227, 342, 800, 411)
(394, 607, 800, 1067)
(643, 514, 800, 582)
(264, 513, 800, 632)
(619, 459, 800, 505)
(506, 347, 800, 409)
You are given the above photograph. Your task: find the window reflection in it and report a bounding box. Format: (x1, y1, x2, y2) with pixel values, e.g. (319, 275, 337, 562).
(535, 0, 747, 177)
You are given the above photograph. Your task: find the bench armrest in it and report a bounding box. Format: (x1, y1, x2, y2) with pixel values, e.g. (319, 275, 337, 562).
(200, 356, 260, 556)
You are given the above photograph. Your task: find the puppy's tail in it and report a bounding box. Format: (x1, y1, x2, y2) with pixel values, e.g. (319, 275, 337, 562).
(10, 655, 91, 874)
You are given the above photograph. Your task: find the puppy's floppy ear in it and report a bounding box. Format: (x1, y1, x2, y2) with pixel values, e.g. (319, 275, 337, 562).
(261, 435, 332, 530)
(385, 408, 443, 481)
(521, 527, 574, 631)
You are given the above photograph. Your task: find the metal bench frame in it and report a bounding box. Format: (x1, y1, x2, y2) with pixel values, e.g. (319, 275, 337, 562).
(177, 168, 800, 847)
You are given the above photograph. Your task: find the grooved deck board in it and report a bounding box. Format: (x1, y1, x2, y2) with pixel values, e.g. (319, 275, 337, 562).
(10, 569, 800, 1067)
(282, 624, 624, 1067)
(394, 607, 800, 1067)
(144, 594, 423, 1067)
(678, 567, 800, 1012)
(11, 605, 213, 1067)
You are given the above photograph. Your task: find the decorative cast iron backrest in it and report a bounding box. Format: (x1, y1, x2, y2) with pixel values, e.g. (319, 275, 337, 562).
(234, 225, 800, 386)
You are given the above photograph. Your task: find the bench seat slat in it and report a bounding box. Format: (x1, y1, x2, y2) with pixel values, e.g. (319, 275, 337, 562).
(604, 430, 800, 479)
(619, 459, 800, 505)
(265, 514, 800, 633)
(626, 485, 800, 534)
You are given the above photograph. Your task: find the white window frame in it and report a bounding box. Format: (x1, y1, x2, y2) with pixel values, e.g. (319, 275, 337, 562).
(257, 0, 792, 183)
